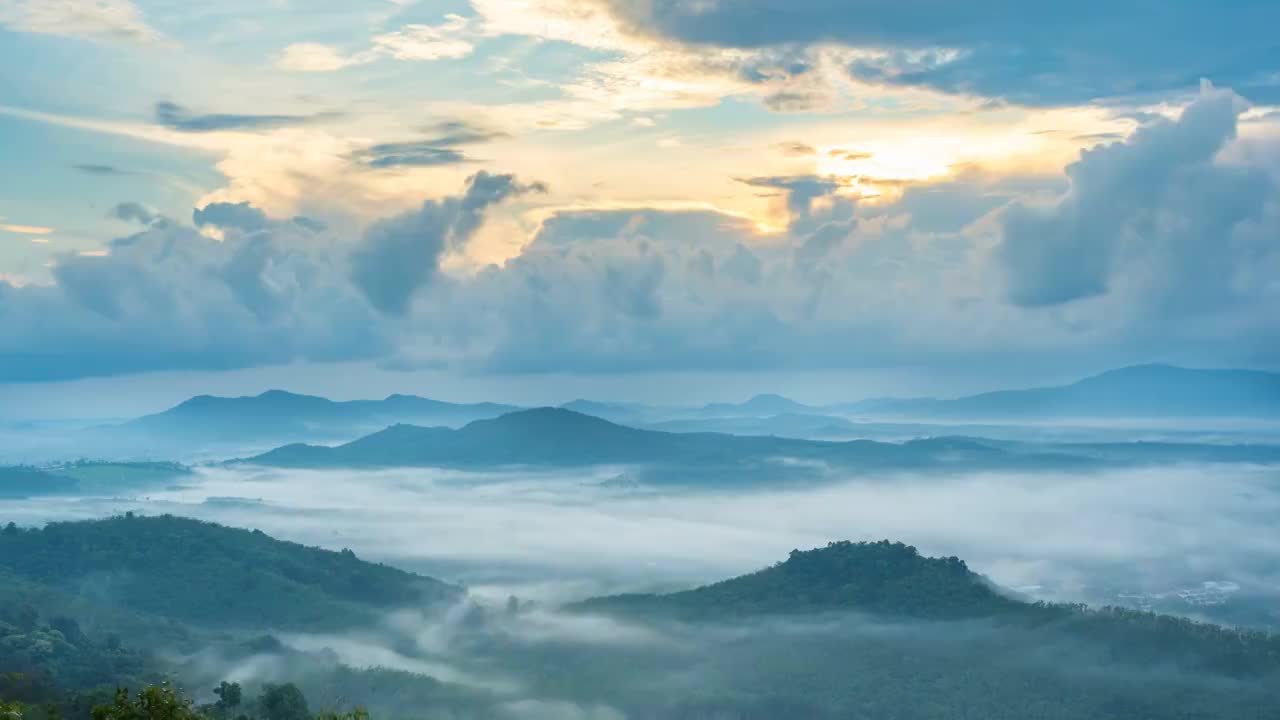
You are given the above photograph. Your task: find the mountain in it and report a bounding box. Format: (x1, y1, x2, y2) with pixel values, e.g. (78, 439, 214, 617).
(104, 390, 521, 445)
(565, 541, 1280, 720)
(243, 407, 1048, 479)
(244, 407, 1280, 481)
(699, 393, 817, 416)
(558, 399, 663, 425)
(0, 514, 460, 631)
(848, 364, 1280, 418)
(574, 540, 1018, 620)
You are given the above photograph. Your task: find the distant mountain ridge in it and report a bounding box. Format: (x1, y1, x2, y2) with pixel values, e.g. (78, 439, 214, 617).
(111, 389, 521, 442)
(51, 363, 1279, 465)
(847, 364, 1280, 418)
(243, 407, 1033, 477)
(700, 393, 817, 416)
(241, 406, 1280, 482)
(106, 363, 1280, 452)
(559, 365, 1280, 425)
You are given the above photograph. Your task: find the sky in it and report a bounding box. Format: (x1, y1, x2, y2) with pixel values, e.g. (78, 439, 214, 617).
(1, 0, 1279, 411)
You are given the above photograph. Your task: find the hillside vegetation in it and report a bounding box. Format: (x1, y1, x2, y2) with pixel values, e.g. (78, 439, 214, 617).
(0, 515, 459, 630)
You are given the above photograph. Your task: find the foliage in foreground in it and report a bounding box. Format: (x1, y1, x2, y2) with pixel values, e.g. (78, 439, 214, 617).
(2, 683, 368, 720)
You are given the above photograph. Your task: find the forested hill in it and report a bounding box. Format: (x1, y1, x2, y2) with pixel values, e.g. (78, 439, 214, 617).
(574, 541, 1280, 679)
(575, 541, 1019, 619)
(0, 515, 460, 630)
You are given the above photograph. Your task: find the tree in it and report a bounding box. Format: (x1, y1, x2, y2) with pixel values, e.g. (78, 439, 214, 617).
(1, 699, 24, 720)
(90, 685, 206, 720)
(256, 685, 309, 720)
(212, 684, 240, 712)
(6, 607, 38, 634)
(48, 618, 87, 648)
(314, 711, 368, 720)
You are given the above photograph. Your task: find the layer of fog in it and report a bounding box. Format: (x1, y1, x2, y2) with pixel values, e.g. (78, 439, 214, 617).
(7, 462, 1280, 609)
(174, 594, 1276, 720)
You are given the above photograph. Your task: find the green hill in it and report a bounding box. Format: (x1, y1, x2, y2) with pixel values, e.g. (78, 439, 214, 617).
(575, 540, 1019, 619)
(573, 541, 1280, 680)
(0, 515, 460, 631)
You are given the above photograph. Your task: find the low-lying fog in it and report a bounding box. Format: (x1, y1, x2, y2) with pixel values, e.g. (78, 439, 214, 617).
(7, 462, 1280, 614)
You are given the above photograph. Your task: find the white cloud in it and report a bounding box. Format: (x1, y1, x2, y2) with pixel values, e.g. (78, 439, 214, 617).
(372, 15, 475, 61)
(0, 0, 171, 46)
(1, 223, 54, 235)
(276, 42, 371, 72)
(469, 0, 643, 53)
(276, 14, 475, 72)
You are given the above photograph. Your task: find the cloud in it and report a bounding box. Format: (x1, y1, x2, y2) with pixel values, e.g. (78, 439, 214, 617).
(0, 223, 53, 235)
(762, 89, 827, 112)
(73, 163, 135, 176)
(592, 0, 1280, 104)
(154, 101, 334, 133)
(275, 42, 368, 73)
(774, 142, 817, 157)
(276, 14, 475, 73)
(110, 202, 158, 225)
(358, 143, 470, 168)
(828, 148, 874, 162)
(350, 171, 546, 315)
(0, 0, 170, 46)
(457, 1, 853, 124)
(0, 206, 386, 382)
(351, 124, 506, 169)
(737, 175, 845, 228)
(193, 202, 270, 233)
(1000, 83, 1274, 307)
(419, 121, 509, 147)
(469, 0, 642, 53)
(371, 15, 475, 61)
(2, 92, 1277, 383)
